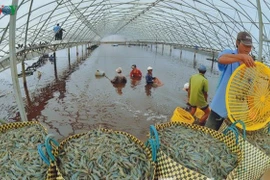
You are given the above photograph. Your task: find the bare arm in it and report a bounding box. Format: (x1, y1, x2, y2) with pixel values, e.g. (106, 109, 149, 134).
(188, 83, 191, 99)
(219, 54, 255, 67)
(203, 92, 208, 102)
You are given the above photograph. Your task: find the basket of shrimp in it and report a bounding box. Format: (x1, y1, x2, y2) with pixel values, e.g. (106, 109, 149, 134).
(0, 121, 49, 179)
(218, 120, 270, 180)
(146, 122, 242, 180)
(48, 128, 156, 180)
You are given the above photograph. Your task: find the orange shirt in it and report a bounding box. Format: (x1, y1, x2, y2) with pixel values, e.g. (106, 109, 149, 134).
(130, 68, 142, 78)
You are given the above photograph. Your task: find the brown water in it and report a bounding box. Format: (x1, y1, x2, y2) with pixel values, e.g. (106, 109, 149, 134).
(0, 44, 219, 142)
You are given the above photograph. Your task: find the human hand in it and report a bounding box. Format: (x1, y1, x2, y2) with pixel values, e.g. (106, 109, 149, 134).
(241, 54, 255, 67)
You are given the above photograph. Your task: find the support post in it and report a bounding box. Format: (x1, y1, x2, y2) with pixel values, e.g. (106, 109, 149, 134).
(68, 47, 71, 68)
(9, 0, 27, 121)
(211, 52, 215, 73)
(193, 51, 197, 69)
(53, 51, 57, 79)
(256, 0, 263, 62)
(82, 44, 84, 59)
(76, 45, 79, 61)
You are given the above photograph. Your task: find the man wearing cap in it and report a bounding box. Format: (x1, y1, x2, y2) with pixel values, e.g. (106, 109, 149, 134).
(205, 31, 255, 130)
(130, 64, 142, 78)
(111, 67, 127, 84)
(145, 66, 155, 84)
(188, 65, 210, 126)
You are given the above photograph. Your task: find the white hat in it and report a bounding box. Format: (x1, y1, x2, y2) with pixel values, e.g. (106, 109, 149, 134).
(147, 66, 153, 70)
(182, 83, 189, 91)
(116, 67, 122, 73)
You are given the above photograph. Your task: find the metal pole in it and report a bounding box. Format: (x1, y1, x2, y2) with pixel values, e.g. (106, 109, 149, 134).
(53, 51, 57, 79)
(82, 44, 83, 59)
(68, 47, 71, 67)
(193, 51, 197, 69)
(9, 0, 27, 121)
(76, 45, 79, 61)
(180, 49, 182, 61)
(256, 0, 263, 62)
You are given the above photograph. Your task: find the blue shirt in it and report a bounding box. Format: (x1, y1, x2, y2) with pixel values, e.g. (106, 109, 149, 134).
(210, 49, 240, 118)
(145, 73, 154, 84)
(53, 26, 60, 33)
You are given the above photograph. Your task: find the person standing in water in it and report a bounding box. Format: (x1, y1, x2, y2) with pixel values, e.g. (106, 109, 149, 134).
(130, 64, 142, 78)
(111, 67, 127, 84)
(145, 66, 155, 84)
(188, 65, 210, 126)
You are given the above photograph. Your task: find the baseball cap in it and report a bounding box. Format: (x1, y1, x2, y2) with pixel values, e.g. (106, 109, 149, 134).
(237, 31, 252, 46)
(198, 64, 206, 72)
(147, 66, 153, 70)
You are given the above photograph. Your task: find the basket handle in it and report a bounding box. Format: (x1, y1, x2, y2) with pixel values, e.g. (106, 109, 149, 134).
(37, 134, 59, 164)
(45, 134, 59, 162)
(145, 139, 157, 162)
(223, 120, 247, 144)
(145, 125, 160, 162)
(37, 144, 50, 165)
(149, 125, 160, 149)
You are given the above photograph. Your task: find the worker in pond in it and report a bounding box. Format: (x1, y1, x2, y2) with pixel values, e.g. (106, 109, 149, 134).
(49, 54, 54, 63)
(111, 67, 127, 84)
(145, 66, 163, 86)
(188, 65, 210, 126)
(130, 64, 142, 78)
(53, 24, 61, 40)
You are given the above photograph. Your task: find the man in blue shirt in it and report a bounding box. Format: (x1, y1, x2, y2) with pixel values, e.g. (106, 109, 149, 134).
(145, 66, 155, 84)
(205, 31, 255, 130)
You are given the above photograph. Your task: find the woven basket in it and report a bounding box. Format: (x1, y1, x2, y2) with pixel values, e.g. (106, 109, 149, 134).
(149, 121, 242, 180)
(218, 120, 270, 180)
(47, 128, 156, 180)
(0, 121, 49, 179)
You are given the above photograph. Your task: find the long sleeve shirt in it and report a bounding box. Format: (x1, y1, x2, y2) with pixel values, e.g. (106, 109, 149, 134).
(130, 68, 142, 78)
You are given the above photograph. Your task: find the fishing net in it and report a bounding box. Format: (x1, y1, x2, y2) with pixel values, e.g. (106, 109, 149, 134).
(218, 120, 270, 180)
(0, 121, 49, 179)
(226, 61, 270, 131)
(147, 122, 242, 180)
(47, 128, 156, 180)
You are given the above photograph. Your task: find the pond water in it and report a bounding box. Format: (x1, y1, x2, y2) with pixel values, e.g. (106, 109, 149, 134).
(0, 44, 220, 142)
